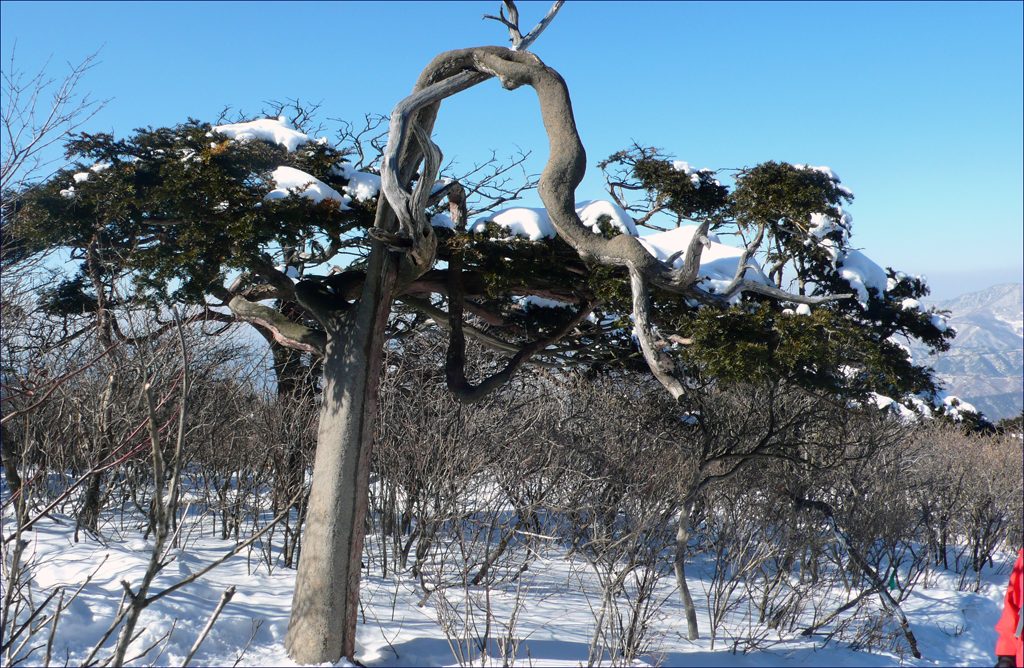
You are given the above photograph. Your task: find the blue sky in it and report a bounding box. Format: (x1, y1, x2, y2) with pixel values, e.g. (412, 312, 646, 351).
(2, 1, 1021, 299)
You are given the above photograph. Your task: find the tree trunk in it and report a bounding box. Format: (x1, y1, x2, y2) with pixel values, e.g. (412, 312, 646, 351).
(77, 373, 116, 539)
(0, 419, 24, 527)
(284, 244, 397, 665)
(673, 491, 700, 640)
(270, 342, 309, 534)
(271, 340, 306, 399)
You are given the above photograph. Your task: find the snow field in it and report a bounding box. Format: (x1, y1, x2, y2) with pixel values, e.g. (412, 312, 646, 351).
(3, 472, 1016, 668)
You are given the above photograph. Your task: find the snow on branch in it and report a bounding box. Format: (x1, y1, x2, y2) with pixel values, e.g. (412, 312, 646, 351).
(211, 116, 311, 152)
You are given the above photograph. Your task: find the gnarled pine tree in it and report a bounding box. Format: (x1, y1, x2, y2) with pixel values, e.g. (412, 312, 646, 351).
(14, 3, 955, 663)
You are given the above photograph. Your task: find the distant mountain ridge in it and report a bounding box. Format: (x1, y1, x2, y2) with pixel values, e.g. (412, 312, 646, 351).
(914, 283, 1023, 420)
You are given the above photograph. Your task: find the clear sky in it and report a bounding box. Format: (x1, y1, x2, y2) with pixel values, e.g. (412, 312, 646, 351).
(2, 1, 1021, 300)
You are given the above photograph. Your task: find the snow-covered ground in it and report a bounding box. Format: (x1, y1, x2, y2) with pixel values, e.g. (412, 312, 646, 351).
(3, 480, 1014, 667)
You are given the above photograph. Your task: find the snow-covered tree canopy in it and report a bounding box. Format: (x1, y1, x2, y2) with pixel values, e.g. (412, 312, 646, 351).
(21, 113, 951, 407)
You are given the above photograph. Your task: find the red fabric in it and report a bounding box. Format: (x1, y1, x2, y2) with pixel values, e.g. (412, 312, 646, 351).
(995, 548, 1024, 667)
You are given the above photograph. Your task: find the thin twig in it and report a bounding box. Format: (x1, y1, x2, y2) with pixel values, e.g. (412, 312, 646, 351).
(230, 619, 264, 668)
(43, 588, 64, 667)
(147, 618, 177, 667)
(181, 586, 235, 667)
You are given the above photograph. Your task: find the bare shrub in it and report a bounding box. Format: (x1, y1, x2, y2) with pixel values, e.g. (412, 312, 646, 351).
(910, 423, 1023, 588)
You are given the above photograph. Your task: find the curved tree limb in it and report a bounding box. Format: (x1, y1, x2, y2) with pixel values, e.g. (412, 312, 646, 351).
(382, 47, 708, 401)
(446, 248, 595, 403)
(379, 53, 491, 281)
(444, 47, 853, 310)
(724, 223, 766, 295)
(227, 295, 326, 355)
(376, 3, 562, 287)
(246, 251, 298, 302)
(629, 266, 685, 400)
(442, 183, 597, 401)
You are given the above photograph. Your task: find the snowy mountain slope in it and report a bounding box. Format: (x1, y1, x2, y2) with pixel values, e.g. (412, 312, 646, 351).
(915, 283, 1023, 420)
(931, 283, 1023, 348)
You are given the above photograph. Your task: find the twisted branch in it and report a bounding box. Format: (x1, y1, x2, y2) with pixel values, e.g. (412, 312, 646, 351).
(384, 31, 849, 401)
(380, 1, 564, 280)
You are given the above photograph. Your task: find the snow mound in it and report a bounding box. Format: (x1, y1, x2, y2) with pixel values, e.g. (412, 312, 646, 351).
(836, 249, 887, 306)
(795, 163, 853, 196)
(471, 206, 553, 240)
(332, 162, 381, 201)
(795, 164, 840, 182)
(521, 295, 572, 310)
(898, 299, 947, 331)
(468, 200, 638, 240)
(942, 394, 979, 419)
(870, 393, 920, 421)
(808, 207, 852, 241)
(265, 166, 351, 208)
(672, 160, 706, 188)
(212, 116, 311, 152)
(886, 272, 907, 292)
(575, 199, 639, 236)
(71, 163, 110, 184)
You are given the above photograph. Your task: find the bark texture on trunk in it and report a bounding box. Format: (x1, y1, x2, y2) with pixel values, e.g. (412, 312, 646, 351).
(284, 246, 397, 664)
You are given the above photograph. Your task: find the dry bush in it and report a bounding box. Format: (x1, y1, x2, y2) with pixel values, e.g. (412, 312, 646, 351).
(909, 423, 1023, 588)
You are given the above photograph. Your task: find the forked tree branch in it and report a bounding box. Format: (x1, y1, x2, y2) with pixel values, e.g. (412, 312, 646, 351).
(483, 2, 523, 48)
(517, 1, 565, 51)
(483, 1, 565, 51)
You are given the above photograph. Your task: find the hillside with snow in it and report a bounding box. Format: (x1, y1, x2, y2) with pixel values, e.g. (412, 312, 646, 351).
(915, 283, 1023, 420)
